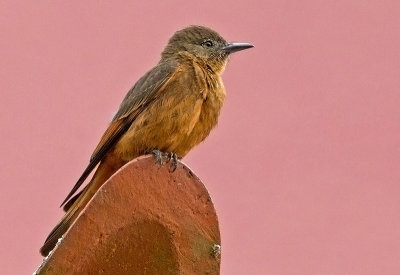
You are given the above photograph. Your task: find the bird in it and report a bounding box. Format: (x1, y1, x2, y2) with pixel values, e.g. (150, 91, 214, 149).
(40, 25, 253, 256)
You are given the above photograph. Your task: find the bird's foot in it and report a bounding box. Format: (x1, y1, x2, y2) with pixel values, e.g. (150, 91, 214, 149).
(151, 150, 180, 171)
(152, 149, 164, 165)
(167, 152, 180, 172)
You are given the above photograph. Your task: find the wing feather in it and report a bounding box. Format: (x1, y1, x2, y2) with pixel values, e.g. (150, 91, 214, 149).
(60, 60, 180, 207)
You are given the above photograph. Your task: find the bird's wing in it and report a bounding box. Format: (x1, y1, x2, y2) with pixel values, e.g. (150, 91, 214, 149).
(60, 60, 180, 207)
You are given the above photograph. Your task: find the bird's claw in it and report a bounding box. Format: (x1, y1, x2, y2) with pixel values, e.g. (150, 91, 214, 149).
(167, 152, 179, 172)
(152, 149, 164, 165)
(151, 150, 180, 171)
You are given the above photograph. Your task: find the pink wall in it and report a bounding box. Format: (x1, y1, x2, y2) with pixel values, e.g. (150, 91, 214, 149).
(1, 1, 400, 274)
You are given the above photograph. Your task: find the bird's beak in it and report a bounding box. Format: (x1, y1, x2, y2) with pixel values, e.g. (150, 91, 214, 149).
(222, 42, 254, 54)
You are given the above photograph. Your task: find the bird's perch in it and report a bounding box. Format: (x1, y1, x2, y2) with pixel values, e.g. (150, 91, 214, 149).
(35, 155, 221, 274)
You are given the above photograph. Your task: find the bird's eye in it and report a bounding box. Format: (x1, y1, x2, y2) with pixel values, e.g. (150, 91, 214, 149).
(201, 40, 214, 48)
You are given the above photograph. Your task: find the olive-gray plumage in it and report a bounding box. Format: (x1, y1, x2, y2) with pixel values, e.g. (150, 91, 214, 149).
(40, 25, 253, 256)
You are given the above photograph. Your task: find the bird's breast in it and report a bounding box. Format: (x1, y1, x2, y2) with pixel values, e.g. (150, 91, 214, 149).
(174, 64, 226, 156)
(115, 64, 225, 160)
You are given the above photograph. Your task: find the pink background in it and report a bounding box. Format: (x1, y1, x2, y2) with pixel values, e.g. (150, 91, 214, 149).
(1, 1, 400, 274)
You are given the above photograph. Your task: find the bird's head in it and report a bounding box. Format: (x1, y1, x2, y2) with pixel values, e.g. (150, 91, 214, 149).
(161, 25, 253, 74)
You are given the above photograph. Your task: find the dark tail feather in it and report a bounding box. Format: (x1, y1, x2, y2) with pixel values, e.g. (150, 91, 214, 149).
(62, 187, 86, 212)
(41, 161, 113, 256)
(40, 202, 82, 256)
(40, 217, 71, 256)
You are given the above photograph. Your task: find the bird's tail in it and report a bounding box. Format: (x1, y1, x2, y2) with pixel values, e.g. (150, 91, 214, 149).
(40, 161, 117, 256)
(39, 198, 83, 256)
(62, 188, 86, 212)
